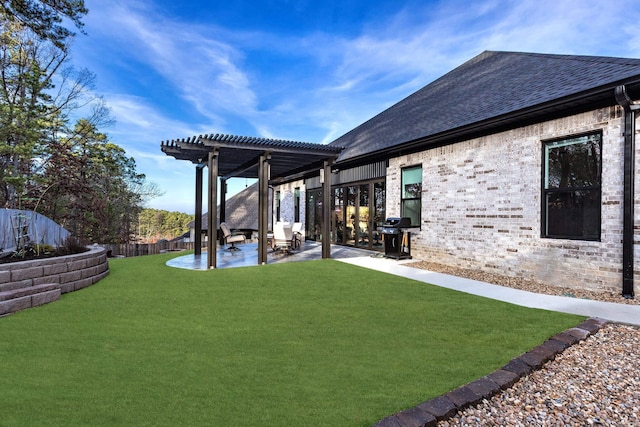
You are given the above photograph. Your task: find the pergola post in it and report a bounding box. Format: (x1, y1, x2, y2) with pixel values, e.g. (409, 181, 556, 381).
(322, 160, 332, 259)
(207, 150, 219, 269)
(258, 153, 271, 264)
(194, 164, 204, 256)
(219, 178, 227, 246)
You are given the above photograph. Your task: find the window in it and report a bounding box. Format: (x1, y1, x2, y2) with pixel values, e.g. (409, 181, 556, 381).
(401, 165, 422, 227)
(542, 132, 601, 240)
(275, 190, 281, 221)
(294, 187, 300, 222)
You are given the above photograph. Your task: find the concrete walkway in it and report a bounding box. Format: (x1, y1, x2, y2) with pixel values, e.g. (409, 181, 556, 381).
(338, 256, 640, 327)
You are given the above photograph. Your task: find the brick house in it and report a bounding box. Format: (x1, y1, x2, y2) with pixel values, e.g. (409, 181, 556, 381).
(278, 51, 640, 297)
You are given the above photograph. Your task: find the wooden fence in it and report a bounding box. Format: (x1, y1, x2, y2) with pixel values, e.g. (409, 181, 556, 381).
(101, 241, 196, 258)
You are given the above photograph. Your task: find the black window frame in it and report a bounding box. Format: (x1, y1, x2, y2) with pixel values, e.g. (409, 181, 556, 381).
(294, 187, 300, 222)
(541, 131, 602, 241)
(401, 165, 422, 228)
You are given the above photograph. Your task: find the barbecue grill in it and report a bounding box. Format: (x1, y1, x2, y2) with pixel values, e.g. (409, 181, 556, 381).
(381, 217, 412, 260)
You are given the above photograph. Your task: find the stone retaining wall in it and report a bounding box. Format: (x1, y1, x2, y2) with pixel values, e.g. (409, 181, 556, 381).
(0, 246, 109, 294)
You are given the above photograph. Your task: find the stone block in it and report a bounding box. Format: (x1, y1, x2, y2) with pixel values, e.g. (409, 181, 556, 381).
(551, 331, 581, 346)
(0, 281, 27, 293)
(67, 259, 88, 271)
(31, 289, 61, 306)
(74, 277, 94, 291)
(466, 377, 501, 398)
(417, 396, 457, 420)
(0, 295, 32, 315)
(81, 266, 98, 279)
(485, 369, 519, 390)
(541, 338, 570, 354)
(394, 406, 437, 427)
(520, 346, 555, 369)
(565, 327, 590, 340)
(59, 282, 75, 293)
(60, 270, 82, 283)
(33, 275, 61, 285)
(10, 265, 43, 281)
(445, 385, 483, 409)
(97, 262, 109, 274)
(372, 415, 402, 427)
(577, 317, 607, 333)
(502, 357, 533, 376)
(43, 262, 68, 275)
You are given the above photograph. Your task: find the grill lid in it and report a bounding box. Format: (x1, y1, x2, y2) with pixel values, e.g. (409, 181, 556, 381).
(382, 217, 412, 228)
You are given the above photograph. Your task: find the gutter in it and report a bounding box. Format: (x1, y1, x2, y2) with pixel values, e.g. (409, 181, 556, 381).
(614, 85, 638, 299)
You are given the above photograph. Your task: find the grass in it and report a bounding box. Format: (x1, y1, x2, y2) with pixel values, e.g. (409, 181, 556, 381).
(0, 253, 584, 426)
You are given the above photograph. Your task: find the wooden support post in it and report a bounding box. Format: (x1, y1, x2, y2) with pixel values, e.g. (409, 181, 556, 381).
(258, 153, 271, 264)
(322, 160, 332, 259)
(219, 178, 227, 246)
(207, 150, 219, 269)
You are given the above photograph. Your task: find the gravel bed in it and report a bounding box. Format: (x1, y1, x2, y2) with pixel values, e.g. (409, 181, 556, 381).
(407, 261, 638, 305)
(438, 323, 640, 426)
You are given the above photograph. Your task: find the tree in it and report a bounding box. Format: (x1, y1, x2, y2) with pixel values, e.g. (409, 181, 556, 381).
(0, 0, 87, 48)
(137, 208, 193, 243)
(0, 8, 163, 244)
(0, 16, 100, 209)
(37, 119, 158, 243)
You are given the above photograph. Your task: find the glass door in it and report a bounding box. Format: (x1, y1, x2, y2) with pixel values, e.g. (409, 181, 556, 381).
(331, 187, 344, 244)
(356, 184, 370, 248)
(309, 179, 385, 250)
(306, 189, 322, 241)
(346, 186, 357, 246)
(373, 181, 385, 248)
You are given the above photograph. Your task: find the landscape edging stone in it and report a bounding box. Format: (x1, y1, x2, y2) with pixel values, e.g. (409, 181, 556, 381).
(372, 317, 608, 427)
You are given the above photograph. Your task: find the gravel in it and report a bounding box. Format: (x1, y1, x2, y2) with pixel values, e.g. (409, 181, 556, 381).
(407, 261, 638, 305)
(437, 324, 640, 426)
(398, 261, 639, 426)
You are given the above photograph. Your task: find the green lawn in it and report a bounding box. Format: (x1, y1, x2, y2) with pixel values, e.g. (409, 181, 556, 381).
(0, 253, 584, 426)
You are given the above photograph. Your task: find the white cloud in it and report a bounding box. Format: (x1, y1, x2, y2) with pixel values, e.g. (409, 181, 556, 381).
(74, 0, 640, 213)
(82, 0, 257, 124)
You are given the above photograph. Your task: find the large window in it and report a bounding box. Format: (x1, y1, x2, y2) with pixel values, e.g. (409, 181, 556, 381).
(294, 187, 301, 222)
(542, 132, 601, 240)
(401, 165, 422, 227)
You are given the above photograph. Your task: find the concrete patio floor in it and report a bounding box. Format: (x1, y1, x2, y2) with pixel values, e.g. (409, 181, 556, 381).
(165, 241, 381, 270)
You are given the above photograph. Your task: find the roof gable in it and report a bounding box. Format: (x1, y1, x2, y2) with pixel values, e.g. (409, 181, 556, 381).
(331, 51, 640, 161)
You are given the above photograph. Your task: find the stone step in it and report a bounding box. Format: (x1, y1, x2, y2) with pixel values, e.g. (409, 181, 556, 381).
(0, 283, 61, 317)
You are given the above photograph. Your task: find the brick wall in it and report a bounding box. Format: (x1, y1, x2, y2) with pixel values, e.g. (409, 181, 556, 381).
(388, 106, 638, 294)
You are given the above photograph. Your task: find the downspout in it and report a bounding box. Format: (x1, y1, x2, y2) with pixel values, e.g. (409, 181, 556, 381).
(614, 85, 638, 298)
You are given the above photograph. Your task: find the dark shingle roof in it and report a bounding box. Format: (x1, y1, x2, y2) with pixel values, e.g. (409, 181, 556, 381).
(330, 51, 640, 162)
(187, 182, 268, 231)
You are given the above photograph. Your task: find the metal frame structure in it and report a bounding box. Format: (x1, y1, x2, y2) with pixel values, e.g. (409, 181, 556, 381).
(161, 134, 343, 268)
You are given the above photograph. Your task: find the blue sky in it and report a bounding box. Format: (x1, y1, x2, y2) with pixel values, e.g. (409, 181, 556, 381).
(69, 0, 640, 214)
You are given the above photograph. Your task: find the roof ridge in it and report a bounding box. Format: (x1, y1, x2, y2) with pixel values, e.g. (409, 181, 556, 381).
(484, 50, 640, 66)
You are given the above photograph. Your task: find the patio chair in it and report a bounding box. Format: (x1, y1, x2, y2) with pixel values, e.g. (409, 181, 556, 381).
(292, 222, 303, 248)
(273, 222, 294, 254)
(220, 222, 246, 251)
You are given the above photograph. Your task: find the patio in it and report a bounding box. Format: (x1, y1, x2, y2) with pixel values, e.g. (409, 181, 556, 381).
(166, 241, 376, 270)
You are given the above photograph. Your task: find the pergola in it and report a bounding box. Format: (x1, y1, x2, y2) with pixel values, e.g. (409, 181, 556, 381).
(161, 134, 344, 268)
